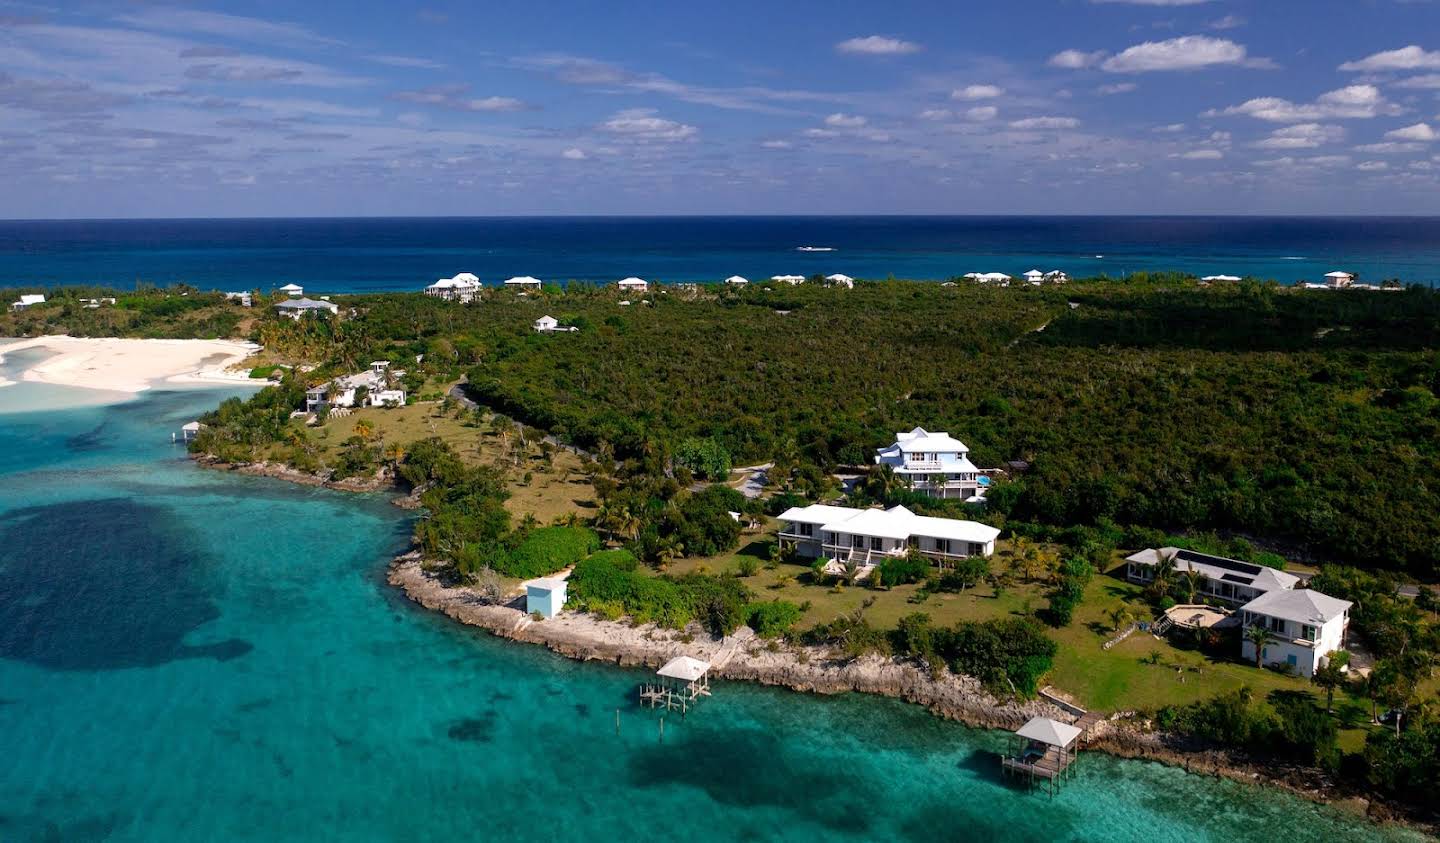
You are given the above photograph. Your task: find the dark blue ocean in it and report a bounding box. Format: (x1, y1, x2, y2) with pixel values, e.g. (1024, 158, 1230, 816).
(2, 216, 1439, 292)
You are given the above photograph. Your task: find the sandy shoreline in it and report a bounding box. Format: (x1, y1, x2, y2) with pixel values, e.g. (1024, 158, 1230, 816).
(0, 335, 262, 395)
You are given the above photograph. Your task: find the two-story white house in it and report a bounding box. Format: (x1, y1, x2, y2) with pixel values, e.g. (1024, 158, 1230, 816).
(1239, 589, 1352, 678)
(425, 274, 481, 302)
(875, 427, 986, 500)
(1124, 547, 1300, 606)
(777, 503, 999, 567)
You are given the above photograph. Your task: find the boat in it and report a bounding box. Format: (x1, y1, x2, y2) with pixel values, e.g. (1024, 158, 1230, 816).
(796, 246, 835, 252)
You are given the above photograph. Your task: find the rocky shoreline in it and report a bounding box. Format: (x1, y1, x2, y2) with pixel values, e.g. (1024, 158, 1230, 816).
(193, 455, 397, 493)
(387, 551, 1433, 835)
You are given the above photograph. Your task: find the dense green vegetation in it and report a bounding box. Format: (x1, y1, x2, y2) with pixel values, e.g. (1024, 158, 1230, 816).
(0, 285, 246, 338)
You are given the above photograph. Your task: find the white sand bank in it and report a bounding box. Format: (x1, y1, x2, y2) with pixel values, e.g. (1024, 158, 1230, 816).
(0, 336, 263, 394)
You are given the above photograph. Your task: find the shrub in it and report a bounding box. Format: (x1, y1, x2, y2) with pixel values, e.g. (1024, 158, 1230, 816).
(498, 525, 600, 579)
(675, 436, 733, 481)
(879, 554, 930, 587)
(737, 557, 760, 577)
(748, 600, 802, 638)
(942, 617, 1057, 697)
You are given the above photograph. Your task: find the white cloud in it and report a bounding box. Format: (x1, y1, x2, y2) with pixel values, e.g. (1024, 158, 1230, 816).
(1357, 160, 1389, 171)
(1386, 122, 1437, 141)
(1097, 82, 1137, 95)
(1100, 36, 1254, 73)
(392, 85, 529, 112)
(824, 113, 867, 128)
(1339, 46, 1440, 73)
(1396, 74, 1440, 90)
(1355, 141, 1424, 154)
(951, 84, 1003, 100)
(562, 147, 587, 160)
(835, 35, 921, 56)
(115, 8, 343, 46)
(919, 108, 952, 121)
(1253, 123, 1345, 149)
(1152, 123, 1186, 132)
(760, 140, 792, 149)
(965, 106, 999, 122)
(1172, 149, 1224, 159)
(368, 55, 445, 70)
(1049, 49, 1108, 69)
(599, 108, 697, 141)
(1208, 15, 1245, 31)
(1010, 116, 1080, 129)
(1207, 85, 1399, 122)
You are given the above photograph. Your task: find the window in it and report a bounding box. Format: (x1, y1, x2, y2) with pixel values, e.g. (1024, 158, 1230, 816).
(1302, 625, 1317, 641)
(969, 542, 984, 556)
(798, 523, 813, 537)
(1286, 654, 1297, 667)
(852, 535, 864, 548)
(871, 536, 883, 551)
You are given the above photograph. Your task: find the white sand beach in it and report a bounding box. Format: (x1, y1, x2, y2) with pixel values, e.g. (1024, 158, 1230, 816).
(0, 336, 262, 395)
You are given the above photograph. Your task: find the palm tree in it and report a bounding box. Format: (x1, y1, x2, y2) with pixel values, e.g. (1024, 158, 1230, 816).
(1312, 651, 1350, 713)
(1108, 605, 1132, 633)
(1246, 624, 1275, 669)
(1150, 550, 1179, 599)
(1178, 570, 1206, 604)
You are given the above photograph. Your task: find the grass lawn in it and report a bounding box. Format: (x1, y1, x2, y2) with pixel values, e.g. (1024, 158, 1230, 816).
(304, 399, 596, 523)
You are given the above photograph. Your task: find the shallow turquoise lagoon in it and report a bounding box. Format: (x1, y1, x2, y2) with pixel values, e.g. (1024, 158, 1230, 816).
(0, 387, 1426, 842)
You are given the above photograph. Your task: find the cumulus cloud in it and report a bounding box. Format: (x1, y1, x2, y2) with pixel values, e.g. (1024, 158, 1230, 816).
(1152, 123, 1187, 132)
(1396, 74, 1440, 90)
(1357, 160, 1389, 171)
(391, 84, 530, 112)
(824, 113, 868, 128)
(951, 84, 1003, 100)
(1097, 82, 1137, 95)
(561, 147, 587, 160)
(1207, 85, 1399, 122)
(1049, 49, 1108, 69)
(1172, 149, 1224, 159)
(1253, 123, 1345, 149)
(760, 140, 792, 149)
(919, 108, 952, 121)
(835, 35, 921, 55)
(1100, 36, 1256, 73)
(965, 106, 999, 121)
(599, 108, 697, 141)
(1339, 45, 1440, 72)
(1010, 116, 1080, 130)
(1355, 141, 1423, 154)
(1385, 122, 1437, 141)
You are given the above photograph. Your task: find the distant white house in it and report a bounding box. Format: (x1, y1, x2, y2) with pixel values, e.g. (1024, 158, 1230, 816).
(1023, 269, 1045, 285)
(534, 315, 559, 332)
(274, 297, 339, 320)
(505, 276, 544, 289)
(1200, 275, 1242, 283)
(617, 277, 648, 292)
(1324, 271, 1355, 288)
(875, 426, 987, 500)
(9, 294, 45, 311)
(1240, 589, 1352, 678)
(771, 274, 805, 285)
(524, 577, 568, 619)
(964, 272, 1011, 286)
(425, 275, 481, 303)
(278, 283, 304, 298)
(1125, 547, 1300, 607)
(225, 291, 253, 307)
(1045, 270, 1069, 284)
(778, 503, 999, 568)
(724, 275, 749, 286)
(825, 273, 854, 288)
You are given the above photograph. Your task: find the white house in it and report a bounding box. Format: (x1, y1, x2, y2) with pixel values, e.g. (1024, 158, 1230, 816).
(1200, 275, 1242, 283)
(505, 276, 543, 289)
(617, 277, 648, 292)
(964, 272, 1011, 286)
(225, 291, 253, 307)
(533, 315, 575, 333)
(777, 503, 999, 566)
(771, 274, 805, 285)
(305, 365, 407, 412)
(875, 427, 986, 500)
(524, 577, 568, 619)
(10, 294, 46, 311)
(1124, 547, 1300, 606)
(1324, 271, 1355, 288)
(274, 297, 339, 320)
(825, 274, 854, 288)
(1044, 270, 1069, 284)
(1023, 270, 1045, 285)
(278, 283, 304, 298)
(425, 275, 481, 302)
(724, 275, 749, 286)
(1240, 588, 1352, 678)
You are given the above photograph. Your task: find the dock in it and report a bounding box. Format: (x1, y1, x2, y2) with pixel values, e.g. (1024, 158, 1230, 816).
(639, 656, 712, 714)
(999, 714, 1104, 796)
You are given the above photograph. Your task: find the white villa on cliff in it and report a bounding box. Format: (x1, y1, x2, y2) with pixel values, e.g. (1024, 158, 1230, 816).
(1240, 589, 1352, 678)
(875, 427, 986, 500)
(425, 273, 481, 302)
(617, 277, 648, 292)
(1126, 547, 1351, 677)
(778, 503, 999, 567)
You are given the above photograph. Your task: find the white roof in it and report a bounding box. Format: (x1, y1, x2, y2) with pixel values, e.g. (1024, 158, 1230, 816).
(893, 426, 968, 453)
(967, 272, 1011, 282)
(825, 274, 853, 282)
(1016, 716, 1082, 748)
(535, 315, 558, 326)
(279, 283, 303, 292)
(780, 503, 1000, 545)
(1124, 547, 1299, 592)
(617, 277, 647, 285)
(1024, 269, 1044, 277)
(181, 421, 202, 431)
(1242, 588, 1351, 625)
(275, 297, 338, 311)
(16, 294, 45, 306)
(1201, 275, 1242, 282)
(772, 274, 805, 282)
(1324, 271, 1354, 278)
(506, 276, 543, 285)
(523, 576, 568, 593)
(724, 275, 749, 284)
(452, 272, 479, 283)
(657, 655, 710, 681)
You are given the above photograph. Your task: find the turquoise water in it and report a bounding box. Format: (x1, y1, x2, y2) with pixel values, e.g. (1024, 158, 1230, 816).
(0, 388, 1426, 842)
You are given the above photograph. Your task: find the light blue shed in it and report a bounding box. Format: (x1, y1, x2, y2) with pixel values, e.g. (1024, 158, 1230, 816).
(524, 577, 568, 619)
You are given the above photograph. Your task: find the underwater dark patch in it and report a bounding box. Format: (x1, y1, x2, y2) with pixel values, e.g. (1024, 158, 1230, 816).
(446, 711, 498, 744)
(0, 497, 251, 670)
(627, 726, 872, 834)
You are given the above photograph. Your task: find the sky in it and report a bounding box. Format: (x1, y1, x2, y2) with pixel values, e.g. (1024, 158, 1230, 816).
(2, 1, 1440, 217)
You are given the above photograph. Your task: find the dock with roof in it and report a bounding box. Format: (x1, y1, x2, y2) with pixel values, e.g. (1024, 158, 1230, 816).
(1001, 716, 1085, 795)
(639, 656, 712, 714)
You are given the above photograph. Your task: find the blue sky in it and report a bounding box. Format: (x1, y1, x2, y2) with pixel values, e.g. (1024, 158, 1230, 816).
(2, 1, 1440, 217)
